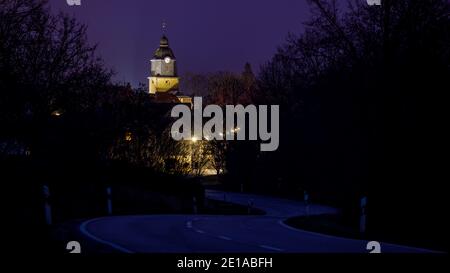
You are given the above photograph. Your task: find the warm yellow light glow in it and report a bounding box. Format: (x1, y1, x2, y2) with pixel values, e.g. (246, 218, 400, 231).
(51, 110, 62, 116)
(191, 136, 198, 142)
(177, 96, 192, 104)
(125, 132, 132, 141)
(230, 127, 241, 133)
(148, 76, 179, 93)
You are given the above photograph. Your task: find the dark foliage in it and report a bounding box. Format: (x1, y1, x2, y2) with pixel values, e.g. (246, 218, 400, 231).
(255, 0, 449, 249)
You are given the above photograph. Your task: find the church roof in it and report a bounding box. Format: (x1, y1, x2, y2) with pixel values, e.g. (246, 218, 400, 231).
(153, 35, 175, 59)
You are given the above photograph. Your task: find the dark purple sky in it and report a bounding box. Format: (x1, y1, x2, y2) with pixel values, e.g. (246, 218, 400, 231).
(49, 0, 311, 86)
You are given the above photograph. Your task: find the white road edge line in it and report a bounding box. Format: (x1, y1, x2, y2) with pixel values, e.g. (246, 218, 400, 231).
(80, 218, 134, 253)
(259, 245, 284, 252)
(195, 229, 205, 234)
(277, 219, 439, 253)
(217, 235, 232, 241)
(277, 219, 353, 240)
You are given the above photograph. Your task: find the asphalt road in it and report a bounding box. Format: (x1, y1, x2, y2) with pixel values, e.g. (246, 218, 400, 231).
(79, 190, 433, 253)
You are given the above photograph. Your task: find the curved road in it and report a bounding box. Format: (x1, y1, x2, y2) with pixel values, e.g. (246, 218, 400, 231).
(79, 190, 433, 253)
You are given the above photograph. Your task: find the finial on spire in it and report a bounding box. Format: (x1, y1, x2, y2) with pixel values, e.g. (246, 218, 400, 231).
(162, 20, 167, 35)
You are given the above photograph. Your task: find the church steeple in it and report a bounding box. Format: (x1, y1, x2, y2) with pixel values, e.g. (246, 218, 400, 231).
(146, 24, 191, 105)
(148, 31, 179, 94)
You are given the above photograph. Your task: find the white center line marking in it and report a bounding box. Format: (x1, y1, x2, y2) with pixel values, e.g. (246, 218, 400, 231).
(195, 229, 205, 234)
(218, 235, 232, 241)
(259, 245, 284, 252)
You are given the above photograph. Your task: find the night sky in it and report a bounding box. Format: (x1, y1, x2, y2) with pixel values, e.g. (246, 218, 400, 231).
(49, 0, 311, 86)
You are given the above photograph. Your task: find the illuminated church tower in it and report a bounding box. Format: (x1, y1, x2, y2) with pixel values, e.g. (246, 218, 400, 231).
(148, 35, 179, 94)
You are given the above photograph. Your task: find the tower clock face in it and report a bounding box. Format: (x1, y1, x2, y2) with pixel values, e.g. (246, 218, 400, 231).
(164, 56, 171, 63)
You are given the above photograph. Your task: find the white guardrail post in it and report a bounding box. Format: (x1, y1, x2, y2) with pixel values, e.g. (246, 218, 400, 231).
(360, 196, 367, 234)
(43, 185, 52, 225)
(106, 186, 113, 215)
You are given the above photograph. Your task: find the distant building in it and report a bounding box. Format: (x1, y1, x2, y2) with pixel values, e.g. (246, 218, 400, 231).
(148, 35, 192, 105)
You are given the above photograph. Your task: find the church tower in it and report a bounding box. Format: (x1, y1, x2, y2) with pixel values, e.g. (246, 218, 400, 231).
(148, 35, 179, 94)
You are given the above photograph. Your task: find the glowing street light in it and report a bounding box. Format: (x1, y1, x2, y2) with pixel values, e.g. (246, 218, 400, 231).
(51, 110, 63, 117)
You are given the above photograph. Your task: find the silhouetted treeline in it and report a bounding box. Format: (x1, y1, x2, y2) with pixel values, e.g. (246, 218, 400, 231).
(1, 0, 449, 251)
(252, 0, 449, 249)
(182, 0, 449, 250)
(0, 0, 204, 252)
(0, 0, 189, 170)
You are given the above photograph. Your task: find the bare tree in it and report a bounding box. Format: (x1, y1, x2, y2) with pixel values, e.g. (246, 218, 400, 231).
(0, 0, 112, 122)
